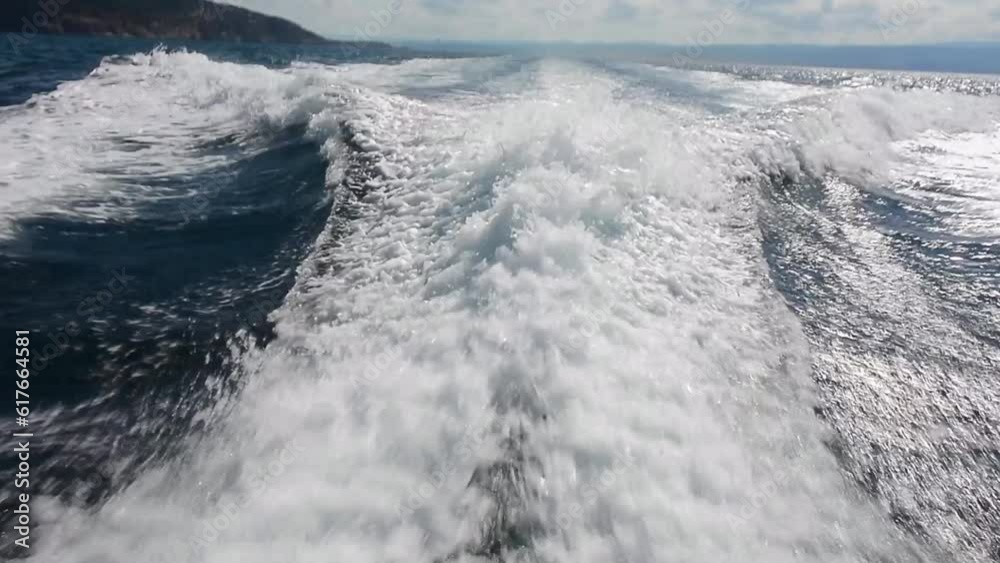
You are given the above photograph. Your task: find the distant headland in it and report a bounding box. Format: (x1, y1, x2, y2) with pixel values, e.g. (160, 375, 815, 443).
(2, 0, 387, 47)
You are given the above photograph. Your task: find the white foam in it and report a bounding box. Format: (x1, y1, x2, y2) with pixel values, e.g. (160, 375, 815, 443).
(891, 127, 1000, 236)
(737, 86, 1000, 190)
(21, 54, 945, 563)
(652, 65, 830, 109)
(25, 53, 1000, 563)
(0, 48, 352, 237)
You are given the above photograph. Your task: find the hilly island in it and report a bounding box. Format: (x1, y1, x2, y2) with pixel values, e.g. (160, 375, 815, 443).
(2, 0, 380, 45)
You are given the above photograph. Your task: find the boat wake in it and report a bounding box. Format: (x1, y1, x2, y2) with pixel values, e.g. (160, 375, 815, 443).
(3, 48, 1000, 563)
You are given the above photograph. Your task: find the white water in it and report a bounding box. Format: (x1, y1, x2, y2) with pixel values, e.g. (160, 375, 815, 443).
(18, 53, 1000, 562)
(892, 128, 1000, 237)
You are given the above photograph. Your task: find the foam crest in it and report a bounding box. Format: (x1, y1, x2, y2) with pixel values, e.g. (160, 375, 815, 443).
(891, 127, 1000, 236)
(0, 48, 366, 237)
(743, 86, 1000, 185)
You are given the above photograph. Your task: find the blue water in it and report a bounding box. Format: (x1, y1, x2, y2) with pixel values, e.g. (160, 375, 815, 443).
(0, 35, 402, 539)
(400, 40, 1000, 75)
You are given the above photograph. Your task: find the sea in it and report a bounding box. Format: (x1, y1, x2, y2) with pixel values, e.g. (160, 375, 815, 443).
(1, 34, 999, 563)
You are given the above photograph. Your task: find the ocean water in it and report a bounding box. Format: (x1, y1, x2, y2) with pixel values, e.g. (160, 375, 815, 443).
(401, 41, 1000, 76)
(1, 35, 999, 563)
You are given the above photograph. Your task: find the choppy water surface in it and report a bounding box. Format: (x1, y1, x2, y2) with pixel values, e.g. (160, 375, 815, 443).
(1, 35, 999, 563)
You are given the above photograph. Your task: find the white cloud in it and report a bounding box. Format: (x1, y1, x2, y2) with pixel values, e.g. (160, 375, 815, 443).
(221, 0, 1000, 44)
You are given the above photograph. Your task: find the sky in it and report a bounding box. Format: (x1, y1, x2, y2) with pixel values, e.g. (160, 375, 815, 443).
(221, 0, 1000, 45)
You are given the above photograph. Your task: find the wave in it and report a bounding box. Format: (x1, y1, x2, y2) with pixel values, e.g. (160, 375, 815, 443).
(11, 51, 1000, 563)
